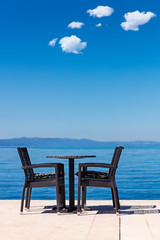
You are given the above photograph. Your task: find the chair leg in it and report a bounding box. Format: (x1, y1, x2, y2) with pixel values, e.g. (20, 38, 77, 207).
(56, 185, 61, 214)
(111, 188, 115, 208)
(59, 186, 62, 208)
(20, 186, 26, 214)
(59, 164, 65, 209)
(82, 186, 86, 208)
(25, 188, 29, 209)
(112, 186, 119, 214)
(77, 181, 81, 215)
(61, 184, 66, 209)
(27, 188, 32, 209)
(115, 187, 120, 209)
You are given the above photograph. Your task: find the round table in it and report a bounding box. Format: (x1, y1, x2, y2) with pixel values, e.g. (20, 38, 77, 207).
(46, 155, 96, 211)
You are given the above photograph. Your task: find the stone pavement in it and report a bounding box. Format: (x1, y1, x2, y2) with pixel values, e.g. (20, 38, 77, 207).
(0, 200, 160, 240)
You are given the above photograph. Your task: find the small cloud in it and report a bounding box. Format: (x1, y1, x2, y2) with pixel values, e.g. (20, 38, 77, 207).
(49, 38, 58, 47)
(96, 23, 102, 27)
(59, 35, 87, 54)
(121, 10, 156, 31)
(68, 21, 84, 29)
(87, 6, 114, 18)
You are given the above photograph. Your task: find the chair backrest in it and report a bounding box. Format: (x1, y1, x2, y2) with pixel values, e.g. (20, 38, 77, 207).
(108, 146, 124, 178)
(17, 147, 34, 181)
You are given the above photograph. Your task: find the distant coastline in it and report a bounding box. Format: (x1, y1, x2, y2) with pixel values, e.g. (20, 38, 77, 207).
(0, 137, 160, 147)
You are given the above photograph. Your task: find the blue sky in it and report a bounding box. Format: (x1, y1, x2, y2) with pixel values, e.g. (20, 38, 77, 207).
(0, 0, 160, 141)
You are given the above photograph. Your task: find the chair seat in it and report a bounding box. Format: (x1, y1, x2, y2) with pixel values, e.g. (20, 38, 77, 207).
(34, 173, 55, 180)
(75, 170, 109, 179)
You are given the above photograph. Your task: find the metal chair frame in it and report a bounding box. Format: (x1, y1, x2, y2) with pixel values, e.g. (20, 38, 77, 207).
(17, 147, 65, 214)
(77, 146, 124, 215)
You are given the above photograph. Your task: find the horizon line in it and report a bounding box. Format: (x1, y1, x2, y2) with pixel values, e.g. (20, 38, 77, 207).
(0, 137, 160, 143)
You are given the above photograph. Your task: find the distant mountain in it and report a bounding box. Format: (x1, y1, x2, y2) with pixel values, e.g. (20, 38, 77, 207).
(0, 137, 160, 147)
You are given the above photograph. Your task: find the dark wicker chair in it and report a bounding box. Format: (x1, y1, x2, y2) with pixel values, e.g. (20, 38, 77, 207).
(77, 146, 124, 215)
(17, 147, 65, 214)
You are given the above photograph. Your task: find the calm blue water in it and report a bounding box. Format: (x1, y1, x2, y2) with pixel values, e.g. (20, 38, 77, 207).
(0, 146, 160, 200)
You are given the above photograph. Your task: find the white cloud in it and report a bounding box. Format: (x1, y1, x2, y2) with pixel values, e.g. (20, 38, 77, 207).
(68, 21, 84, 29)
(87, 6, 114, 18)
(48, 38, 58, 47)
(59, 35, 87, 54)
(121, 10, 156, 31)
(96, 23, 102, 27)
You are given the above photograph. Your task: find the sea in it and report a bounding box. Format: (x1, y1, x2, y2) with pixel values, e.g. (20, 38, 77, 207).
(0, 145, 160, 200)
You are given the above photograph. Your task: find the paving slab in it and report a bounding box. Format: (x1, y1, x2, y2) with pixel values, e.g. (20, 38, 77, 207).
(121, 214, 153, 240)
(145, 214, 160, 240)
(0, 200, 160, 240)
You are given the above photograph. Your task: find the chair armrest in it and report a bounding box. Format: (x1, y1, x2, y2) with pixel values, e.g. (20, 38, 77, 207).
(79, 163, 116, 169)
(22, 163, 62, 169)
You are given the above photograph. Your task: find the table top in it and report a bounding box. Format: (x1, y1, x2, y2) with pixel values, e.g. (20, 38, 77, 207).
(46, 155, 96, 159)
